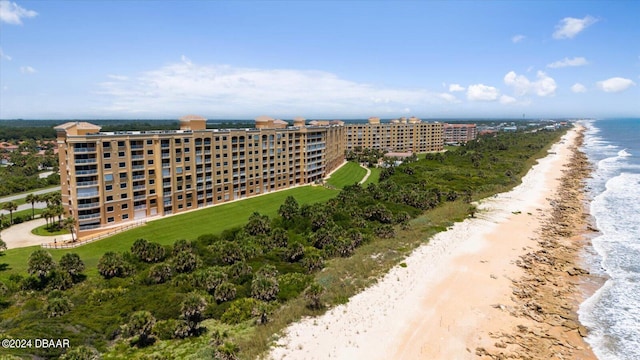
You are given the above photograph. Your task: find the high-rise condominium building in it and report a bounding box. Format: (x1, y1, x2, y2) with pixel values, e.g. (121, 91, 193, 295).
(345, 117, 444, 153)
(443, 123, 478, 144)
(56, 115, 444, 236)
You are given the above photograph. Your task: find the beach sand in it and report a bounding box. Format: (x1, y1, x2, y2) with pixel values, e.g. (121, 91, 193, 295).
(268, 126, 594, 359)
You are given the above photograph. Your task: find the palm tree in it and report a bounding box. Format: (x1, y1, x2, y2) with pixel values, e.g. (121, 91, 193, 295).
(63, 216, 77, 242)
(25, 193, 37, 218)
(1, 201, 18, 225)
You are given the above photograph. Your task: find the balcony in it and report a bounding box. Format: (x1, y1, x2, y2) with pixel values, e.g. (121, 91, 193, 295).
(131, 155, 144, 160)
(74, 147, 97, 153)
(134, 195, 146, 201)
(133, 185, 146, 191)
(134, 204, 147, 210)
(75, 158, 97, 164)
(77, 180, 98, 187)
(162, 163, 171, 168)
(77, 202, 100, 209)
(76, 169, 98, 175)
(78, 213, 101, 221)
(132, 175, 145, 181)
(131, 144, 144, 150)
(77, 192, 99, 199)
(132, 165, 145, 170)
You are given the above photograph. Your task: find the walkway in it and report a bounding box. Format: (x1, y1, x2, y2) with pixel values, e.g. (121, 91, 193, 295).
(0, 218, 71, 249)
(358, 164, 372, 184)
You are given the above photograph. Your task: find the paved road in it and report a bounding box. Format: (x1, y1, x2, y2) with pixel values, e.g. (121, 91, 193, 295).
(0, 218, 72, 249)
(0, 202, 48, 216)
(0, 186, 61, 203)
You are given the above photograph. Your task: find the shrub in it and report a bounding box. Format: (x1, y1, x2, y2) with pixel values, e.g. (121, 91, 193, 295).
(46, 296, 72, 317)
(277, 273, 310, 301)
(60, 345, 101, 360)
(227, 261, 252, 283)
(131, 239, 166, 263)
(221, 298, 263, 325)
(46, 269, 73, 291)
(28, 249, 56, 278)
(59, 253, 85, 276)
(97, 252, 133, 279)
(213, 282, 237, 303)
(121, 310, 156, 347)
(179, 293, 207, 337)
(192, 268, 227, 293)
(282, 241, 304, 262)
(148, 263, 173, 284)
(304, 282, 325, 309)
(251, 275, 279, 302)
(173, 251, 200, 274)
(301, 250, 325, 274)
(152, 319, 181, 340)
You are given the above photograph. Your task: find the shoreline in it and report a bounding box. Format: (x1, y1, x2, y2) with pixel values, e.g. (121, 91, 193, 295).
(268, 126, 595, 359)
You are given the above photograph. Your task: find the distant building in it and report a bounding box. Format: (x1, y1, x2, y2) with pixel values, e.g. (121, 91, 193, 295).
(345, 117, 444, 153)
(443, 123, 477, 144)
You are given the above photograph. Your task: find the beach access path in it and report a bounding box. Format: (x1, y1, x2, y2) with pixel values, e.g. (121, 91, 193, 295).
(268, 127, 592, 359)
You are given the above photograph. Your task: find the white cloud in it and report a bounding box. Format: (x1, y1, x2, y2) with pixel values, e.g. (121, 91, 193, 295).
(499, 95, 517, 104)
(571, 83, 587, 93)
(0, 0, 37, 24)
(20, 65, 36, 74)
(552, 16, 597, 39)
(448, 83, 465, 92)
(438, 93, 460, 103)
(466, 84, 500, 101)
(504, 70, 556, 97)
(107, 74, 129, 81)
(0, 47, 11, 60)
(97, 58, 458, 116)
(547, 57, 588, 68)
(596, 77, 636, 93)
(512, 34, 525, 43)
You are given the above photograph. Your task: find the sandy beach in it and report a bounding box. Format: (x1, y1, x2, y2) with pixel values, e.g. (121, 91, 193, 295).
(268, 126, 594, 359)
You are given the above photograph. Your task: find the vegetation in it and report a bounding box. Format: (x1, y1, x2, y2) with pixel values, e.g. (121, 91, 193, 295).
(325, 161, 367, 189)
(0, 128, 566, 359)
(0, 138, 59, 197)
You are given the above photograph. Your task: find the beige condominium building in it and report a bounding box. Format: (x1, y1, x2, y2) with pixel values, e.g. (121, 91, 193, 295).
(56, 115, 445, 236)
(345, 117, 444, 153)
(443, 123, 478, 144)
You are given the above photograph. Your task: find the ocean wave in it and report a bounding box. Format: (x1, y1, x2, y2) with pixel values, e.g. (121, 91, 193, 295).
(618, 149, 632, 157)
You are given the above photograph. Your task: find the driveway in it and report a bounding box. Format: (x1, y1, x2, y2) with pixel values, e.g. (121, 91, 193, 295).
(1, 218, 72, 249)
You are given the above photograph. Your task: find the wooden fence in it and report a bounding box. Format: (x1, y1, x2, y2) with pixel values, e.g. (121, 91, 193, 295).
(41, 220, 146, 249)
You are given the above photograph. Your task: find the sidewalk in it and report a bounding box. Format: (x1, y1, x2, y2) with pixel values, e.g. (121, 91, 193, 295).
(1, 218, 72, 249)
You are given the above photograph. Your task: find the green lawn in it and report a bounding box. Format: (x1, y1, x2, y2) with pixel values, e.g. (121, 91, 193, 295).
(31, 223, 70, 236)
(362, 167, 381, 186)
(326, 162, 367, 189)
(0, 186, 338, 280)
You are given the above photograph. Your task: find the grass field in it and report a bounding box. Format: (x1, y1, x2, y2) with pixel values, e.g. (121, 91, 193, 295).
(326, 162, 367, 189)
(362, 167, 381, 186)
(0, 186, 338, 280)
(31, 223, 69, 236)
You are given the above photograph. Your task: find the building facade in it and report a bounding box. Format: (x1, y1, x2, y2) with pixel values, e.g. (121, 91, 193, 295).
(57, 115, 446, 236)
(443, 123, 478, 144)
(345, 117, 444, 153)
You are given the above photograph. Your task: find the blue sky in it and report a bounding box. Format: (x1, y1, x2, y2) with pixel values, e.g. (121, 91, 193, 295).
(1, 0, 638, 120)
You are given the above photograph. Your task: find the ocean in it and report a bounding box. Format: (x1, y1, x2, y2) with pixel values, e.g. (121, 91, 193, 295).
(579, 118, 640, 360)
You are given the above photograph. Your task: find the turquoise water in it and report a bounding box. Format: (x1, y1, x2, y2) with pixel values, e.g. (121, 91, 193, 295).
(579, 118, 640, 360)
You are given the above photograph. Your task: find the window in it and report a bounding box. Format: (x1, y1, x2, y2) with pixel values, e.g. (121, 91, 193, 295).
(107, 206, 114, 212)
(122, 214, 129, 220)
(149, 179, 155, 185)
(118, 151, 125, 157)
(105, 184, 113, 191)
(150, 199, 156, 205)
(104, 174, 113, 182)
(107, 217, 115, 223)
(184, 138, 190, 143)
(185, 157, 190, 162)
(187, 202, 192, 208)
(104, 163, 111, 169)
(121, 203, 128, 210)
(119, 162, 126, 168)
(120, 183, 127, 189)
(177, 194, 183, 200)
(106, 195, 113, 201)
(176, 158, 181, 163)
(118, 141, 125, 147)
(147, 140, 153, 145)
(148, 160, 154, 165)
(103, 152, 111, 158)
(178, 204, 183, 209)
(150, 189, 156, 195)
(119, 173, 127, 179)
(120, 193, 128, 199)
(147, 150, 153, 155)
(103, 141, 111, 148)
